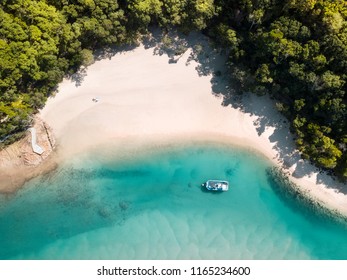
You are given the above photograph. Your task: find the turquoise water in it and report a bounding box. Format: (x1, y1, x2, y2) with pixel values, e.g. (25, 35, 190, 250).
(1, 143, 347, 259)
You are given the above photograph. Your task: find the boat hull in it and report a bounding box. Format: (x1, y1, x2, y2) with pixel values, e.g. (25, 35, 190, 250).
(205, 180, 229, 191)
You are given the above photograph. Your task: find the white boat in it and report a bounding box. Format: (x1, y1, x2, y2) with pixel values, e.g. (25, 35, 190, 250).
(205, 180, 229, 191)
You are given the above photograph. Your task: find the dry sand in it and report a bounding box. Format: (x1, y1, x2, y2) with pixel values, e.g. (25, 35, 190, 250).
(3, 32, 347, 216)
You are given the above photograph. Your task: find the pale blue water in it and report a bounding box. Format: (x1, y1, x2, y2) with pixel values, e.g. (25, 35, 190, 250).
(1, 143, 347, 259)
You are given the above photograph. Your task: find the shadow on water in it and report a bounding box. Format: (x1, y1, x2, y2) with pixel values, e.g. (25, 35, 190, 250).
(199, 184, 226, 195)
(0, 166, 138, 259)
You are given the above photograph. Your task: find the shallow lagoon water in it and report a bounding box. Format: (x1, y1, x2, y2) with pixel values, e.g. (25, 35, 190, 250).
(1, 143, 347, 259)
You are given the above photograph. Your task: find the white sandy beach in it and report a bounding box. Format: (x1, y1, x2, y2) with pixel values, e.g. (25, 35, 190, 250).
(34, 33, 347, 217)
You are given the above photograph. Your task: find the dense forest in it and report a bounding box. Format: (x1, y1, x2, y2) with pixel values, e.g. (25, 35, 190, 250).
(0, 0, 346, 180)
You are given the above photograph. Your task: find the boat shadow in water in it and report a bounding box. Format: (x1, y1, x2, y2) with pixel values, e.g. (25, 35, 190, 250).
(199, 183, 226, 194)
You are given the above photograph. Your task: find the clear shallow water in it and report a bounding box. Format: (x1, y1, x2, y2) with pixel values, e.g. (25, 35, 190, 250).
(1, 143, 347, 259)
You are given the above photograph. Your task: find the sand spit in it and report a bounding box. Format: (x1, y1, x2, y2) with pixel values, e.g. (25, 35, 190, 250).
(1, 31, 346, 217)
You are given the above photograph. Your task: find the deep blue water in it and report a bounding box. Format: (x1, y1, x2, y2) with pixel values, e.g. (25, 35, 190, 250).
(1, 143, 347, 259)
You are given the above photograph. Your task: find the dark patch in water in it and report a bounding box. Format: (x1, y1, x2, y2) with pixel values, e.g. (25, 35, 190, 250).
(225, 168, 235, 176)
(97, 205, 116, 219)
(100, 169, 151, 179)
(266, 167, 347, 227)
(190, 169, 198, 179)
(266, 167, 347, 259)
(225, 161, 241, 177)
(0, 165, 141, 259)
(119, 200, 131, 211)
(48, 166, 151, 182)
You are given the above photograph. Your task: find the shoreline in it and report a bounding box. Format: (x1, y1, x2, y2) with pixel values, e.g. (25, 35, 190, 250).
(1, 32, 346, 217)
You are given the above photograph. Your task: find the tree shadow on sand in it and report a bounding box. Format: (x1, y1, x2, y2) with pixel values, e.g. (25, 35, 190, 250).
(67, 67, 88, 87)
(94, 43, 138, 61)
(143, 28, 231, 95)
(67, 43, 139, 87)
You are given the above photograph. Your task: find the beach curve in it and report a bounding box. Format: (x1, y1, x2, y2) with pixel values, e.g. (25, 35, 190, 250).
(4, 31, 347, 217)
